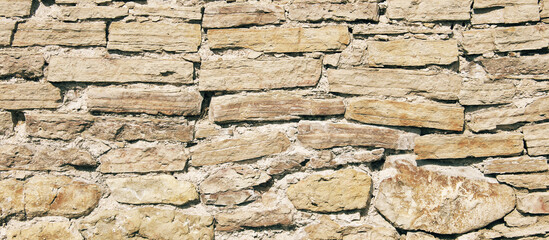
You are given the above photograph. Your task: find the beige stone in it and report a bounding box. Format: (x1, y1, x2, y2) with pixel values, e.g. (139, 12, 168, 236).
(55, 0, 110, 4)
(327, 68, 461, 101)
(543, 0, 549, 19)
(483, 156, 548, 174)
(481, 55, 549, 80)
(191, 131, 290, 166)
(87, 86, 202, 116)
(492, 219, 549, 238)
(0, 112, 12, 135)
(497, 172, 549, 190)
(376, 163, 516, 234)
(26, 113, 94, 140)
(459, 81, 516, 105)
(303, 216, 400, 240)
(0, 0, 32, 17)
(353, 24, 453, 35)
(0, 82, 61, 110)
(201, 190, 258, 206)
(505, 209, 538, 227)
(518, 193, 549, 214)
(414, 133, 524, 159)
(0, 179, 25, 220)
(287, 3, 378, 22)
(474, 0, 536, 8)
(266, 152, 309, 175)
(108, 22, 201, 52)
(297, 121, 417, 150)
(106, 175, 198, 205)
(55, 6, 128, 21)
(387, 0, 472, 21)
(200, 58, 321, 91)
(405, 232, 439, 240)
(472, 4, 540, 24)
(48, 57, 193, 84)
(131, 5, 202, 20)
(98, 146, 190, 173)
(78, 207, 214, 240)
(367, 40, 458, 66)
(209, 92, 345, 123)
(203, 3, 284, 28)
(13, 21, 106, 47)
(0, 49, 44, 79)
(287, 169, 372, 212)
(0, 20, 14, 46)
(208, 26, 350, 53)
(524, 122, 549, 156)
(7, 222, 83, 240)
(345, 98, 464, 131)
(0, 144, 95, 171)
(304, 216, 344, 240)
(462, 26, 549, 54)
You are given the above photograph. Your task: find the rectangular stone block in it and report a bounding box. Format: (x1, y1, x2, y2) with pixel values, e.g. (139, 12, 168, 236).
(543, 0, 549, 19)
(458, 81, 516, 105)
(414, 133, 524, 160)
(474, 0, 537, 8)
(87, 86, 202, 116)
(106, 175, 197, 205)
(480, 55, 549, 80)
(523, 122, 549, 156)
(287, 3, 378, 22)
(55, 0, 110, 4)
(483, 156, 548, 174)
(98, 146, 190, 173)
(26, 113, 94, 140)
(13, 21, 106, 47)
(85, 117, 194, 142)
(191, 131, 290, 166)
(367, 40, 458, 66)
(387, 0, 472, 21)
(108, 22, 201, 52)
(0, 83, 61, 110)
(131, 5, 202, 20)
(497, 172, 549, 189)
(48, 57, 194, 84)
(0, 20, 14, 46)
(0, 144, 96, 171)
(327, 68, 461, 101)
(345, 98, 464, 131)
(199, 58, 321, 91)
(297, 121, 418, 150)
(209, 92, 345, 123)
(472, 4, 540, 24)
(203, 3, 284, 28)
(462, 25, 549, 55)
(55, 6, 128, 21)
(0, 49, 44, 79)
(0, 112, 12, 135)
(208, 26, 350, 53)
(0, 0, 32, 17)
(353, 24, 453, 35)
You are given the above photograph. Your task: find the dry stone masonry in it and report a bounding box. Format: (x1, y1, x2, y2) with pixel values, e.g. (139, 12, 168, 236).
(0, 0, 549, 239)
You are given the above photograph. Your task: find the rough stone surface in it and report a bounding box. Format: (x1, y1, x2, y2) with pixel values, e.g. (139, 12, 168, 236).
(459, 81, 516, 105)
(25, 113, 94, 140)
(55, 6, 128, 21)
(287, 3, 378, 22)
(304, 216, 400, 240)
(0, 49, 45, 79)
(524, 122, 549, 156)
(497, 172, 549, 190)
(131, 5, 202, 20)
(0, 0, 32, 17)
(12, 21, 106, 47)
(472, 2, 540, 24)
(517, 193, 549, 214)
(481, 55, 549, 80)
(7, 222, 83, 240)
(387, 0, 472, 21)
(543, 0, 549, 19)
(462, 26, 549, 54)
(106, 175, 198, 205)
(0, 20, 14, 46)
(203, 3, 284, 28)
(0, 112, 12, 135)
(0, 144, 96, 171)
(483, 156, 548, 174)
(367, 40, 459, 66)
(0, 83, 61, 110)
(98, 146, 190, 173)
(376, 163, 516, 234)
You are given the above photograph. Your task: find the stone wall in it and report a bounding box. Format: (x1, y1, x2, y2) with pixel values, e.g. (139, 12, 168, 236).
(0, 0, 548, 239)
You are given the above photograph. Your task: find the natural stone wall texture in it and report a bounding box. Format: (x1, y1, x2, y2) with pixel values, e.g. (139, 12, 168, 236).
(1, 0, 549, 239)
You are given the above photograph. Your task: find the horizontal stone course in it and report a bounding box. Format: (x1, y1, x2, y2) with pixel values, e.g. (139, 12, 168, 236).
(0, 82, 61, 110)
(367, 40, 459, 66)
(13, 21, 106, 47)
(203, 3, 284, 28)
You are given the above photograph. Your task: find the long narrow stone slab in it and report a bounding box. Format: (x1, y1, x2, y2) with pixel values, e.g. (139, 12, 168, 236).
(543, 0, 549, 19)
(98, 146, 190, 173)
(0, 0, 32, 17)
(367, 40, 458, 66)
(346, 98, 464, 131)
(458, 81, 516, 105)
(0, 49, 44, 79)
(199, 58, 321, 91)
(13, 21, 106, 47)
(517, 193, 549, 214)
(287, 3, 378, 22)
(472, 1, 540, 24)
(297, 121, 417, 150)
(0, 144, 96, 171)
(106, 175, 198, 205)
(523, 122, 549, 156)
(480, 55, 549, 80)
(462, 26, 549, 55)
(483, 156, 548, 174)
(414, 133, 524, 159)
(0, 20, 14, 46)
(25, 113, 94, 140)
(55, 6, 128, 21)
(387, 0, 472, 21)
(131, 5, 202, 20)
(497, 173, 549, 189)
(0, 83, 61, 110)
(203, 3, 284, 28)
(48, 57, 194, 84)
(85, 117, 194, 142)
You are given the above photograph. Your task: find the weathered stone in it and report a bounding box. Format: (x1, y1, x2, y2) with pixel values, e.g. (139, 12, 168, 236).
(518, 193, 549, 214)
(387, 0, 472, 21)
(201, 190, 258, 206)
(304, 151, 335, 169)
(266, 152, 309, 175)
(287, 3, 378, 22)
(108, 22, 201, 52)
(13, 21, 106, 47)
(98, 146, 190, 173)
(87, 86, 202, 116)
(0, 83, 61, 110)
(0, 144, 96, 171)
(335, 148, 385, 165)
(474, 0, 536, 8)
(194, 122, 233, 139)
(7, 222, 83, 240)
(86, 117, 194, 142)
(0, 112, 12, 135)
(414, 133, 524, 159)
(481, 55, 549, 80)
(191, 131, 290, 166)
(48, 57, 193, 84)
(497, 172, 549, 190)
(78, 207, 214, 240)
(209, 92, 345, 123)
(472, 1, 540, 24)
(208, 26, 350, 53)
(346, 98, 464, 131)
(462, 26, 549, 55)
(0, 49, 44, 79)
(483, 156, 548, 174)
(26, 113, 94, 140)
(131, 5, 202, 20)
(327, 68, 461, 101)
(468, 96, 549, 132)
(524, 122, 549, 156)
(543, 0, 549, 19)
(55, 6, 128, 21)
(458, 81, 516, 105)
(505, 209, 538, 227)
(55, 0, 110, 4)
(287, 169, 372, 212)
(203, 3, 284, 28)
(0, 20, 14, 46)
(376, 163, 516, 234)
(304, 216, 344, 240)
(0, 0, 32, 17)
(353, 24, 453, 35)
(367, 40, 458, 66)
(405, 232, 439, 240)
(106, 175, 198, 205)
(297, 121, 417, 150)
(492, 218, 549, 238)
(0, 179, 24, 220)
(303, 216, 400, 240)
(199, 58, 321, 91)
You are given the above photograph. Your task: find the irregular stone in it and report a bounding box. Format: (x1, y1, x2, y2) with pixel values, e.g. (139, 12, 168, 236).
(13, 21, 106, 47)
(78, 207, 214, 240)
(483, 156, 548, 174)
(55, 6, 128, 21)
(367, 40, 458, 66)
(497, 172, 549, 190)
(335, 148, 385, 165)
(327, 68, 461, 101)
(199, 58, 321, 91)
(518, 193, 549, 214)
(461, 26, 549, 55)
(203, 3, 284, 28)
(201, 190, 258, 206)
(55, 0, 110, 4)
(387, 0, 472, 21)
(304, 216, 344, 240)
(353, 24, 453, 35)
(209, 92, 345, 123)
(87, 86, 202, 116)
(0, 20, 14, 46)
(48, 57, 193, 84)
(297, 121, 418, 150)
(405, 232, 439, 240)
(0, 144, 96, 171)
(106, 175, 198, 205)
(7, 222, 83, 240)
(543, 0, 549, 19)
(474, 0, 536, 8)
(0, 49, 44, 79)
(108, 22, 201, 52)
(0, 82, 61, 110)
(131, 5, 202, 20)
(0, 179, 25, 220)
(304, 216, 400, 240)
(86, 117, 194, 142)
(194, 122, 233, 139)
(458, 81, 516, 105)
(0, 112, 12, 135)
(191, 131, 290, 166)
(492, 220, 549, 238)
(304, 150, 334, 169)
(472, 3, 540, 24)
(266, 152, 309, 175)
(208, 26, 350, 53)
(98, 146, 190, 173)
(524, 122, 549, 156)
(287, 169, 372, 212)
(346, 98, 464, 131)
(505, 209, 538, 227)
(376, 163, 516, 234)
(26, 113, 94, 140)
(287, 3, 378, 22)
(481, 55, 549, 80)
(415, 133, 524, 159)
(0, 0, 32, 17)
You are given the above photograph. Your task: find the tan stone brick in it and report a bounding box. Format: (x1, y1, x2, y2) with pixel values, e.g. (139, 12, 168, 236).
(458, 81, 516, 105)
(497, 172, 549, 189)
(55, 0, 110, 4)
(26, 113, 94, 140)
(86, 117, 194, 142)
(483, 156, 548, 174)
(472, 1, 540, 24)
(517, 193, 549, 214)
(367, 40, 458, 66)
(131, 5, 202, 20)
(0, 0, 32, 17)
(0, 112, 12, 135)
(0, 49, 44, 79)
(474, 0, 537, 8)
(98, 146, 190, 173)
(480, 55, 549, 80)
(287, 3, 378, 22)
(542, 0, 549, 19)
(353, 24, 453, 35)
(0, 20, 14, 46)
(0, 82, 61, 110)
(0, 144, 96, 171)
(55, 6, 128, 21)
(0, 179, 24, 220)
(523, 122, 549, 156)
(106, 175, 198, 205)
(462, 25, 549, 55)
(203, 3, 284, 28)
(7, 222, 82, 240)
(13, 21, 106, 47)
(387, 0, 472, 21)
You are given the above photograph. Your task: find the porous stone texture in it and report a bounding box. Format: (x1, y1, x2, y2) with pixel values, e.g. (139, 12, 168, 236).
(472, 0, 540, 24)
(7, 221, 83, 240)
(98, 146, 190, 173)
(517, 193, 549, 214)
(12, 21, 106, 47)
(0, 49, 45, 78)
(0, 0, 32, 17)
(387, 0, 472, 21)
(367, 40, 459, 66)
(0, 83, 61, 110)
(203, 3, 285, 28)
(461, 25, 549, 54)
(523, 122, 549, 156)
(0, 144, 96, 171)
(106, 175, 198, 205)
